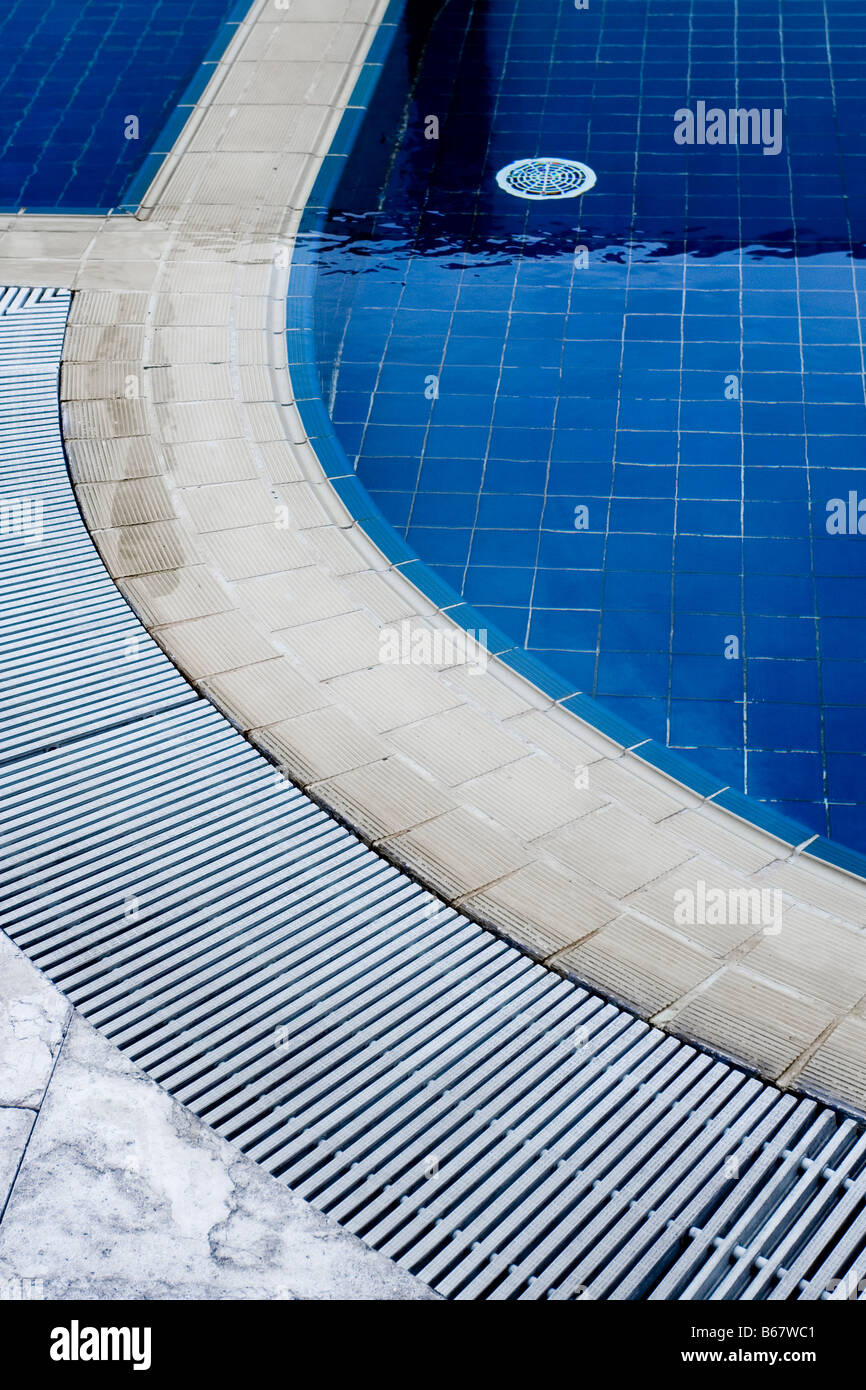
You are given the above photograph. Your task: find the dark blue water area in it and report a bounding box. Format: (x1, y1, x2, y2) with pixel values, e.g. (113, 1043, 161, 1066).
(0, 0, 240, 211)
(310, 0, 866, 855)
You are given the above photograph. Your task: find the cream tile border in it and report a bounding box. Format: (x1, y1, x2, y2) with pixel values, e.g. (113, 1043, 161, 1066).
(3, 0, 865, 1110)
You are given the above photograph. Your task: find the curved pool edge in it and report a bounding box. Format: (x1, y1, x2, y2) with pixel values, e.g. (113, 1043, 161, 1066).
(0, 287, 436, 1302)
(293, 0, 866, 891)
(9, 289, 866, 1306)
(34, 0, 866, 1111)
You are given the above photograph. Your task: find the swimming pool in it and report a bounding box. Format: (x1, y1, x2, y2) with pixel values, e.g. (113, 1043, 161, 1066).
(307, 0, 866, 858)
(0, 0, 243, 211)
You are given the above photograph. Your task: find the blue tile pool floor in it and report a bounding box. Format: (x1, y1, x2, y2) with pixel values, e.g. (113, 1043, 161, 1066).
(0, 0, 241, 211)
(311, 0, 866, 856)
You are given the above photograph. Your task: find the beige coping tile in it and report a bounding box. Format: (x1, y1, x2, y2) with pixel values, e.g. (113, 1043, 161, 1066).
(175, 153, 287, 206)
(217, 59, 350, 106)
(62, 398, 148, 440)
(155, 612, 275, 678)
(157, 262, 236, 294)
(739, 907, 866, 1010)
(261, 158, 318, 212)
(384, 807, 530, 902)
(240, 567, 359, 627)
(625, 860, 771, 954)
(68, 291, 149, 325)
(283, 610, 381, 680)
(668, 967, 834, 1079)
(274, 481, 333, 530)
(280, 0, 379, 21)
(165, 440, 259, 487)
(0, 260, 78, 287)
(238, 365, 275, 402)
(234, 330, 270, 366)
(443, 665, 536, 722)
(230, 263, 274, 298)
(63, 324, 145, 362)
(155, 401, 244, 445)
(339, 569, 420, 624)
(75, 260, 161, 292)
(257, 440, 305, 485)
(1, 215, 98, 234)
(326, 662, 462, 734)
(316, 756, 456, 841)
(388, 705, 527, 787)
(84, 219, 171, 260)
(191, 104, 332, 156)
(284, 439, 332, 477)
(541, 803, 694, 899)
(795, 1016, 866, 1111)
(555, 913, 718, 1015)
(76, 478, 175, 530)
(305, 525, 379, 575)
(123, 567, 230, 628)
(67, 436, 161, 483)
(164, 229, 239, 257)
(228, 295, 272, 333)
(419, 631, 496, 679)
(181, 480, 278, 533)
(150, 327, 231, 365)
(465, 860, 619, 959)
(95, 520, 199, 577)
(662, 804, 783, 875)
(255, 705, 383, 785)
(143, 202, 243, 232)
(463, 755, 607, 841)
(760, 858, 866, 928)
(203, 656, 330, 729)
(199, 523, 310, 579)
(0, 228, 97, 258)
(246, 21, 366, 65)
(148, 364, 234, 404)
(152, 293, 232, 328)
(280, 403, 311, 449)
(247, 403, 291, 446)
(61, 361, 141, 401)
(503, 707, 619, 772)
(588, 754, 701, 823)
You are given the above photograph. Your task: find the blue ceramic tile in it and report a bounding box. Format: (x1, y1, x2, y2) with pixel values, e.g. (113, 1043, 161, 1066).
(0, 0, 242, 209)
(306, 0, 866, 863)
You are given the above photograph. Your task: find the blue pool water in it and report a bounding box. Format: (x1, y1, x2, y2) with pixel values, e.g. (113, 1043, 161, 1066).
(0, 0, 240, 211)
(310, 0, 866, 856)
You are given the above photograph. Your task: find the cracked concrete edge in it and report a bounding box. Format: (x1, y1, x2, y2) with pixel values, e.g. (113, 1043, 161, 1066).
(3, 0, 865, 1108)
(0, 932, 436, 1300)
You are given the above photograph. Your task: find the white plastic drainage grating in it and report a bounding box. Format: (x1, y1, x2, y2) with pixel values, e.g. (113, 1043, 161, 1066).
(3, 285, 866, 1301)
(495, 157, 597, 199)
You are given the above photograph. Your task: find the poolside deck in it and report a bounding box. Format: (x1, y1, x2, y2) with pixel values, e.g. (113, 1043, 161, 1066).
(2, 0, 866, 1299)
(5, 0, 858, 1111)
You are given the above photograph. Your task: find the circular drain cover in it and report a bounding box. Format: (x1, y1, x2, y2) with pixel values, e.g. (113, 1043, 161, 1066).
(496, 157, 597, 200)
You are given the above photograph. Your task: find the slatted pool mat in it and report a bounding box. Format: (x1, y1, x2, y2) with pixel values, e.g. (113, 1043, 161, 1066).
(2, 285, 866, 1300)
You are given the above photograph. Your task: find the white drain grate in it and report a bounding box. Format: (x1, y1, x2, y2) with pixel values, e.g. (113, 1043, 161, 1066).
(495, 157, 597, 200)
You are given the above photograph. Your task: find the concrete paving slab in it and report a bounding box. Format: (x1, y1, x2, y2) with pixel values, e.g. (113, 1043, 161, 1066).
(0, 935, 69, 1110)
(0, 1015, 434, 1300)
(0, 1110, 35, 1212)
